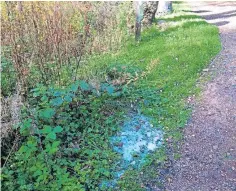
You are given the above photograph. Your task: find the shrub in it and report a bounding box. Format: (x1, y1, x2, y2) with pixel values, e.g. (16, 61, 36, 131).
(1, 2, 134, 93)
(1, 81, 123, 190)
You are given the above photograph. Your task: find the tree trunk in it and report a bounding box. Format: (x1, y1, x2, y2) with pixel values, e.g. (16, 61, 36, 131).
(142, 1, 158, 27)
(134, 1, 143, 41)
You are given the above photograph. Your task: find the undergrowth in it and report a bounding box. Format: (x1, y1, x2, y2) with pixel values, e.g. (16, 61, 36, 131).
(2, 80, 126, 191)
(1, 2, 221, 191)
(78, 3, 221, 189)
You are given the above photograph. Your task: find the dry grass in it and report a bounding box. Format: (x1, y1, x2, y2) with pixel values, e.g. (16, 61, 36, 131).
(1, 84, 22, 139)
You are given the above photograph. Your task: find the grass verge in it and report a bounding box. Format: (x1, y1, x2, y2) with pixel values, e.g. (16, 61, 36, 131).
(85, 2, 221, 190)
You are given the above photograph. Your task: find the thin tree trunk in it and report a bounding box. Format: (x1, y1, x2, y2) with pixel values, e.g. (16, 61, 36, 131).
(134, 1, 143, 41)
(142, 1, 158, 27)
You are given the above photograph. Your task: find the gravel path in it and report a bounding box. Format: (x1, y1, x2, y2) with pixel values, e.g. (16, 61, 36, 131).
(165, 2, 236, 191)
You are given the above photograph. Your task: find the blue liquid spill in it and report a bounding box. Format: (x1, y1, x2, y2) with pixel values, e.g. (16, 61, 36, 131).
(101, 113, 163, 189)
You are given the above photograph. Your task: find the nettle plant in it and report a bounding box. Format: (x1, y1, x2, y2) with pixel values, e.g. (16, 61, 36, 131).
(2, 80, 124, 191)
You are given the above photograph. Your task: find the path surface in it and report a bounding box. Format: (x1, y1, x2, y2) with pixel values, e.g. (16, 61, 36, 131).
(165, 2, 236, 191)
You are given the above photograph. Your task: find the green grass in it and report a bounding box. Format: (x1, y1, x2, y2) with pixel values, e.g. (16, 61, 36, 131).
(80, 2, 221, 190)
(2, 2, 221, 190)
(86, 7, 221, 135)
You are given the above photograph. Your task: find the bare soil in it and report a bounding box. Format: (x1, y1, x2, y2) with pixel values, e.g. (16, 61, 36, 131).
(165, 2, 236, 191)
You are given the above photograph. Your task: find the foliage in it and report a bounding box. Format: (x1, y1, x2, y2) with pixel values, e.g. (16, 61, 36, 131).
(1, 54, 16, 96)
(1, 80, 125, 191)
(1, 1, 222, 191)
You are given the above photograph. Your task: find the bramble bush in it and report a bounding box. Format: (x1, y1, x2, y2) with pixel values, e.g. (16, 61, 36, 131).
(1, 4, 136, 188)
(1, 80, 125, 190)
(1, 62, 162, 190)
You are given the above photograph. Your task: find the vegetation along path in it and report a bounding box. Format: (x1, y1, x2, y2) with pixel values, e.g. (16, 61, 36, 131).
(166, 2, 236, 191)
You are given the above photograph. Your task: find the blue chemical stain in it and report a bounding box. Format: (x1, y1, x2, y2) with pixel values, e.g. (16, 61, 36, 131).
(101, 113, 163, 189)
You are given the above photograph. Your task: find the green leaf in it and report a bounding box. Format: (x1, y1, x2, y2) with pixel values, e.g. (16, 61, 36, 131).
(70, 81, 79, 92)
(20, 119, 32, 134)
(64, 95, 72, 102)
(33, 92, 40, 97)
(39, 108, 55, 119)
(42, 125, 52, 134)
(106, 85, 115, 95)
(50, 97, 63, 106)
(47, 132, 56, 140)
(33, 170, 42, 177)
(19, 145, 27, 153)
(49, 147, 58, 154)
(79, 80, 90, 91)
(101, 83, 109, 91)
(87, 128, 92, 133)
(101, 83, 115, 94)
(103, 171, 110, 177)
(27, 140, 37, 147)
(53, 91, 62, 97)
(40, 95, 48, 102)
(54, 126, 63, 133)
(46, 141, 60, 154)
(52, 141, 60, 148)
(112, 91, 121, 97)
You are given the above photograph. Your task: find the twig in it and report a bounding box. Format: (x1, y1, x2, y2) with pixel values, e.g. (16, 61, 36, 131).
(2, 134, 19, 169)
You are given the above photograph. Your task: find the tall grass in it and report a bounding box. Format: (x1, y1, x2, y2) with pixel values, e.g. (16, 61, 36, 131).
(1, 2, 134, 92)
